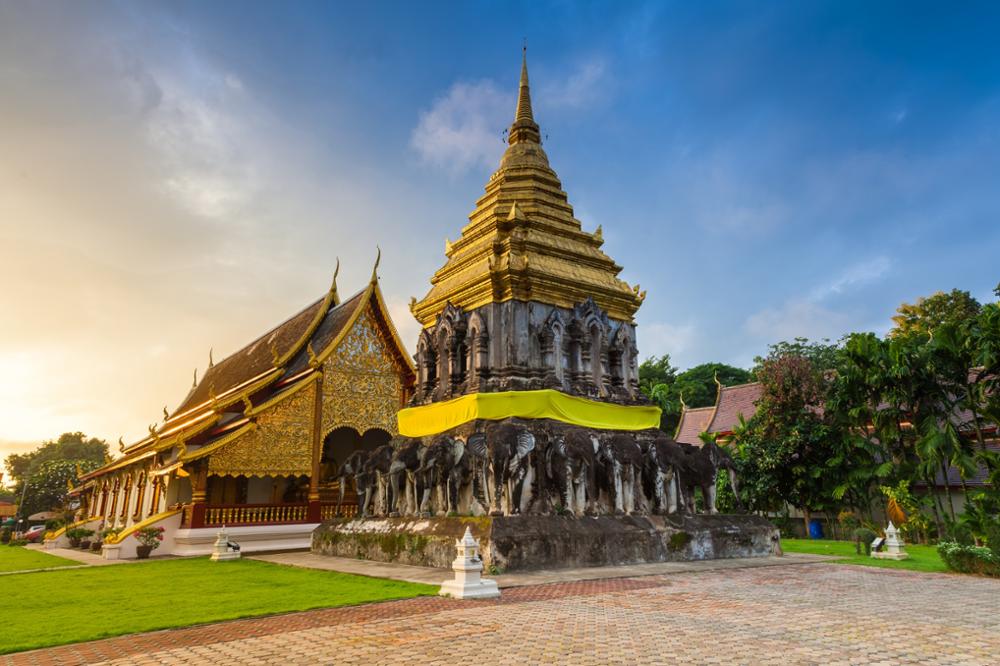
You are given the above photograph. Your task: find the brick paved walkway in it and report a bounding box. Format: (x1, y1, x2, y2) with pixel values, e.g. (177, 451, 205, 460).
(8, 564, 1000, 665)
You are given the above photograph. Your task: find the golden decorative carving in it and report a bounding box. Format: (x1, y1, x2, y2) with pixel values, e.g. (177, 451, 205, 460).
(321, 306, 402, 436)
(208, 381, 316, 477)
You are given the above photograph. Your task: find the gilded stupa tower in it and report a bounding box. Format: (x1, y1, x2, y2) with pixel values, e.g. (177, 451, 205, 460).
(404, 51, 652, 429)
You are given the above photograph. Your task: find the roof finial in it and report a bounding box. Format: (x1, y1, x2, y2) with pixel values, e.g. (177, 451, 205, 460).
(330, 257, 341, 305)
(371, 246, 381, 283)
(509, 45, 540, 146)
(208, 348, 214, 368)
(192, 367, 198, 388)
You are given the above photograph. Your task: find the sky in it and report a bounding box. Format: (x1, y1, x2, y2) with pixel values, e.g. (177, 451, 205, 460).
(2, 1, 999, 462)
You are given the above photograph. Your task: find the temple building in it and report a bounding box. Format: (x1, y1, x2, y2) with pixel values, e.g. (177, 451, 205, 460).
(401, 52, 659, 438)
(675, 381, 762, 446)
(53, 264, 415, 557)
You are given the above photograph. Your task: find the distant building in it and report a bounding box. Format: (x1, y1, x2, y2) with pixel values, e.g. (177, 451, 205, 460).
(675, 382, 762, 446)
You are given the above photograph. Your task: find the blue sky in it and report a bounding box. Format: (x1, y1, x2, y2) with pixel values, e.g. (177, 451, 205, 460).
(1, 1, 998, 451)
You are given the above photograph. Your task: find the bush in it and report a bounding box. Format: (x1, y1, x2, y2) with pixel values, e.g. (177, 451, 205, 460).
(8, 538, 28, 546)
(938, 541, 1000, 577)
(853, 527, 877, 555)
(945, 522, 976, 546)
(983, 523, 1000, 556)
(0, 527, 11, 544)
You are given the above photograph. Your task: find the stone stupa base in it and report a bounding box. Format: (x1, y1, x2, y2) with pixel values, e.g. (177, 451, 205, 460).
(312, 513, 779, 572)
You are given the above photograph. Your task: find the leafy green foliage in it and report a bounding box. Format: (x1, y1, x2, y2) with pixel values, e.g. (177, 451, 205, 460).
(853, 528, 877, 555)
(20, 459, 102, 518)
(889, 289, 981, 338)
(937, 541, 1000, 577)
(4, 432, 108, 487)
(753, 337, 841, 373)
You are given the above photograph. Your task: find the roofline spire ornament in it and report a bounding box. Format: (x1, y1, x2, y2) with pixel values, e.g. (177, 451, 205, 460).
(208, 348, 214, 368)
(508, 46, 541, 146)
(371, 246, 381, 283)
(330, 258, 341, 305)
(192, 368, 198, 388)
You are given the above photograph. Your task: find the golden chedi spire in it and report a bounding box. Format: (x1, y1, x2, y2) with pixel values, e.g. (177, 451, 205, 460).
(411, 50, 643, 328)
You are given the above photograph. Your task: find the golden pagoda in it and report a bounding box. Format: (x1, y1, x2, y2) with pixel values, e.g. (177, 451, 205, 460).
(412, 51, 645, 327)
(400, 51, 658, 436)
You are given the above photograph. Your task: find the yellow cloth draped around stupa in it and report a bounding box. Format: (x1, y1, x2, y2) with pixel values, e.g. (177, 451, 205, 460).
(397, 389, 661, 438)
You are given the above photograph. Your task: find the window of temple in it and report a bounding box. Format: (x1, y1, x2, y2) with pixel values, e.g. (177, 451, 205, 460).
(437, 329, 450, 395)
(149, 477, 162, 516)
(589, 323, 603, 388)
(108, 478, 120, 519)
(120, 476, 133, 519)
(608, 347, 623, 387)
(361, 428, 391, 451)
(324, 426, 362, 470)
(133, 472, 147, 520)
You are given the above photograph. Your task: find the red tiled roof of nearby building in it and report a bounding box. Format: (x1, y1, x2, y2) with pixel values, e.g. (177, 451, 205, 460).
(706, 382, 762, 435)
(675, 406, 715, 445)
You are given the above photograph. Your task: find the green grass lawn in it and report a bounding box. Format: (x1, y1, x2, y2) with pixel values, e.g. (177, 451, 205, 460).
(782, 538, 949, 573)
(1, 557, 436, 654)
(0, 546, 78, 573)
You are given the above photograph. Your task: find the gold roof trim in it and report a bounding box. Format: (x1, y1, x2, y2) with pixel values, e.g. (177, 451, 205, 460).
(246, 374, 319, 416)
(180, 422, 257, 464)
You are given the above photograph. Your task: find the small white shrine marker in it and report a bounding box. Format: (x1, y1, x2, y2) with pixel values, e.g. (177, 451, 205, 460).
(871, 521, 909, 560)
(210, 526, 241, 562)
(439, 526, 500, 600)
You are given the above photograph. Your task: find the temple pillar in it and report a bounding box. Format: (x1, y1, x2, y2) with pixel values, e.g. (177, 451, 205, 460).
(308, 373, 323, 522)
(189, 463, 208, 529)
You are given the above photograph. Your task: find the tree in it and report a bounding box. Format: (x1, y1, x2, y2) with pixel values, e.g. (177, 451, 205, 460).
(19, 459, 102, 519)
(889, 289, 981, 338)
(638, 355, 676, 395)
(4, 432, 108, 491)
(729, 351, 844, 532)
(753, 337, 841, 374)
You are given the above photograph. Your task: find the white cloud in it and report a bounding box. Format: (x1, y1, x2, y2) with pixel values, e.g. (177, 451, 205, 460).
(540, 58, 608, 110)
(410, 80, 511, 173)
(744, 256, 892, 342)
(809, 256, 892, 301)
(744, 300, 849, 342)
(143, 67, 261, 220)
(637, 321, 696, 361)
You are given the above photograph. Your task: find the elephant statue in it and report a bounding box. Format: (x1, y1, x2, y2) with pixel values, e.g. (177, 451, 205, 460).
(667, 438, 740, 514)
(361, 444, 394, 517)
(545, 428, 597, 517)
(643, 435, 681, 514)
(467, 423, 536, 516)
(334, 449, 370, 515)
(598, 434, 646, 515)
(417, 435, 476, 516)
(388, 437, 425, 516)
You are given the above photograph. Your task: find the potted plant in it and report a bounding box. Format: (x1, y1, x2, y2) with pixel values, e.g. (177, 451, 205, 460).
(133, 526, 165, 559)
(66, 527, 90, 548)
(77, 529, 95, 550)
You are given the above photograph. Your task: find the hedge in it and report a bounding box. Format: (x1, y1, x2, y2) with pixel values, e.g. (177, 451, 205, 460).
(937, 541, 1000, 577)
